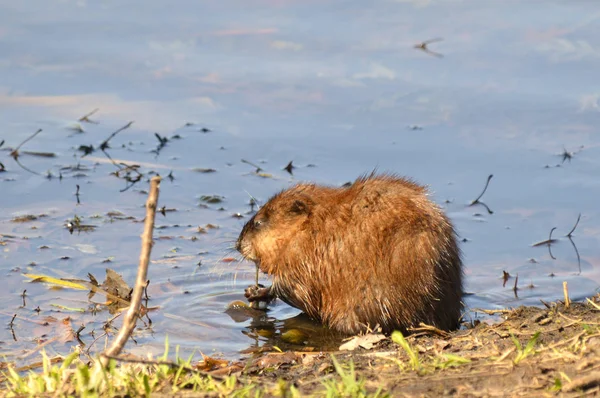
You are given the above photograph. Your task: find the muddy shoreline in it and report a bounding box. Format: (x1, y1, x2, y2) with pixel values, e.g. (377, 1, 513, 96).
(225, 297, 600, 397)
(2, 295, 600, 397)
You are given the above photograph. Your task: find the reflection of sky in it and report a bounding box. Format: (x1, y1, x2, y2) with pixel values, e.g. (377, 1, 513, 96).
(1, 0, 600, 357)
(1, 0, 599, 134)
(1, 0, 599, 260)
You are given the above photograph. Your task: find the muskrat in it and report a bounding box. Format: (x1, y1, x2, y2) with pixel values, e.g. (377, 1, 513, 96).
(236, 173, 463, 334)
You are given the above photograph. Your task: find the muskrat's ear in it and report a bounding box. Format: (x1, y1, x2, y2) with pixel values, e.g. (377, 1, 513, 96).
(290, 199, 310, 215)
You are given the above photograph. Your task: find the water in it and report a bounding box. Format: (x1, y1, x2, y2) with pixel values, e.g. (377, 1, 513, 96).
(1, 0, 599, 362)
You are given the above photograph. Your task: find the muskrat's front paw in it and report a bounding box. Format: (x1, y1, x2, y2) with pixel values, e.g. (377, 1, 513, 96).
(244, 284, 261, 300)
(244, 285, 273, 310)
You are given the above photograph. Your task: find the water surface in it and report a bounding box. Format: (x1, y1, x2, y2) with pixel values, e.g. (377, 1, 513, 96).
(1, 0, 599, 362)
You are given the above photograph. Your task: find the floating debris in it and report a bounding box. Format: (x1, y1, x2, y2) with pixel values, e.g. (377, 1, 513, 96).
(11, 214, 46, 223)
(199, 195, 224, 204)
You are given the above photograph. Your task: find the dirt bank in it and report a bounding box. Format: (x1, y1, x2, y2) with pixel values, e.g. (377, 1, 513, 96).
(236, 296, 600, 397)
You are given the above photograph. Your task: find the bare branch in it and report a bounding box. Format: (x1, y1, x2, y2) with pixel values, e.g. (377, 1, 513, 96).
(10, 129, 42, 159)
(79, 108, 100, 124)
(566, 213, 581, 237)
(241, 159, 263, 173)
(470, 174, 493, 205)
(99, 121, 134, 150)
(101, 176, 161, 367)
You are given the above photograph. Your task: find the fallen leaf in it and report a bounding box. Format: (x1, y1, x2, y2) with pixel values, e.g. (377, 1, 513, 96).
(24, 274, 87, 290)
(339, 333, 386, 351)
(101, 269, 132, 301)
(195, 354, 229, 372)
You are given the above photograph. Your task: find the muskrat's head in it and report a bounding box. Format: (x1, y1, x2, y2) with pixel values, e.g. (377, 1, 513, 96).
(236, 187, 314, 274)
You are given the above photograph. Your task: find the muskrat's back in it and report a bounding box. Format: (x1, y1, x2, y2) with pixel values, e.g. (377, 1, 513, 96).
(236, 173, 463, 334)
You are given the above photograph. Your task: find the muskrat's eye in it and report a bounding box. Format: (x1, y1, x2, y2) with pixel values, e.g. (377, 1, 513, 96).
(253, 220, 263, 228)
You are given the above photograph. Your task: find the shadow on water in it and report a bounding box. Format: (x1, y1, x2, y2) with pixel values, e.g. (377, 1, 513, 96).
(1, 0, 600, 364)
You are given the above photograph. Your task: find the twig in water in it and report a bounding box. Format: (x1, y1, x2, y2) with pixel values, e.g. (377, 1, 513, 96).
(143, 280, 153, 325)
(99, 121, 133, 150)
(20, 336, 60, 358)
(566, 213, 581, 237)
(101, 147, 143, 191)
(13, 161, 42, 176)
(21, 151, 55, 158)
(116, 165, 143, 192)
(532, 227, 557, 260)
(76, 325, 85, 346)
(75, 185, 81, 205)
(414, 38, 444, 58)
(10, 129, 42, 160)
(100, 176, 161, 367)
(470, 174, 493, 205)
(86, 331, 108, 355)
(547, 231, 557, 260)
(79, 108, 100, 124)
(533, 215, 581, 264)
(103, 312, 124, 330)
(241, 159, 263, 173)
(9, 314, 17, 341)
(532, 227, 558, 247)
(21, 290, 27, 307)
(469, 174, 494, 214)
(9, 129, 43, 175)
(144, 280, 150, 301)
(101, 146, 122, 169)
(513, 274, 519, 299)
(567, 236, 582, 275)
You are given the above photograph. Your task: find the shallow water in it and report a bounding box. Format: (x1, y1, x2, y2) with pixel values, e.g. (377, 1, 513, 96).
(1, 0, 599, 362)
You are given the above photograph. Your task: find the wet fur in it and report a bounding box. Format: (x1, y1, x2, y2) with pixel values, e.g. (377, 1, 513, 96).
(236, 173, 463, 334)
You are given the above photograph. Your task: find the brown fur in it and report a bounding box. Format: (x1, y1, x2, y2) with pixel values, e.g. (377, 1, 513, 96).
(236, 173, 463, 334)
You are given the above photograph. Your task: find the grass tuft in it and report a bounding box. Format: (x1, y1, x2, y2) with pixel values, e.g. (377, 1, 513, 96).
(391, 331, 421, 371)
(511, 331, 540, 364)
(322, 356, 387, 398)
